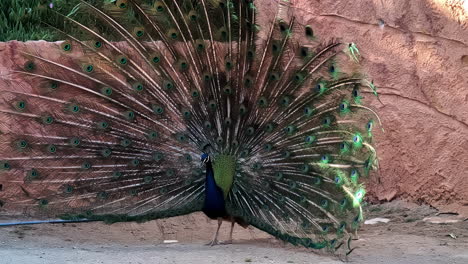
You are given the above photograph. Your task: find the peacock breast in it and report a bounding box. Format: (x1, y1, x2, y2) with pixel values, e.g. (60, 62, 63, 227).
(212, 154, 236, 198)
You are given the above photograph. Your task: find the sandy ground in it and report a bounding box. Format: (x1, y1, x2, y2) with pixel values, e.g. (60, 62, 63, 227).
(0, 201, 467, 264)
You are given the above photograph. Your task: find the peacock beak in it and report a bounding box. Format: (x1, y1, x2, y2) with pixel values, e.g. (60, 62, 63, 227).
(201, 156, 209, 166)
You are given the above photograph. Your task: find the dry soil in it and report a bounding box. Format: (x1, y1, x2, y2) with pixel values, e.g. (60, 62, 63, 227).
(0, 201, 467, 264)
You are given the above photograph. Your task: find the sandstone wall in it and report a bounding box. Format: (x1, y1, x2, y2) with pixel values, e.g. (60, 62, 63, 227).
(289, 0, 468, 216)
(0, 0, 467, 217)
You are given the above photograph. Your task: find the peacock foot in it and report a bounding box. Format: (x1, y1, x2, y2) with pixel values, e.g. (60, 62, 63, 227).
(205, 239, 219, 246)
(220, 239, 233, 245)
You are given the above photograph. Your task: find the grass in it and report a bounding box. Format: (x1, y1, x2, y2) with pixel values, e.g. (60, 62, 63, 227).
(1, 0, 64, 41)
(0, 0, 239, 42)
(0, 0, 106, 41)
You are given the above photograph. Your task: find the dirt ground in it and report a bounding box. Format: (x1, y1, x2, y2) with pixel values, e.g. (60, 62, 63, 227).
(0, 201, 467, 264)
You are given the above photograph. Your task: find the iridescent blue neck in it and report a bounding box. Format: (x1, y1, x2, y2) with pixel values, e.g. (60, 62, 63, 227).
(202, 160, 226, 216)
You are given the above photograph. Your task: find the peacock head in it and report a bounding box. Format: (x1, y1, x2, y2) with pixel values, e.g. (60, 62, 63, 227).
(201, 153, 210, 165)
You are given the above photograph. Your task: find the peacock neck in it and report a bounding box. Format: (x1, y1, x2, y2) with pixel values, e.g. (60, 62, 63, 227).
(204, 161, 217, 194)
(203, 160, 226, 217)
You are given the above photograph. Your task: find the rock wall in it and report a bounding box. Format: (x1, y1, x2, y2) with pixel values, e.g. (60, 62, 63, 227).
(289, 0, 468, 216)
(0, 0, 467, 216)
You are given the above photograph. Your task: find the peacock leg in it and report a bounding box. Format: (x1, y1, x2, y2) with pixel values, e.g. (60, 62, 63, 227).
(221, 219, 235, 245)
(206, 218, 223, 246)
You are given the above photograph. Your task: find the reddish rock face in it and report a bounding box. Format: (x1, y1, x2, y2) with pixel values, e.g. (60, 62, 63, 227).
(0, 0, 467, 217)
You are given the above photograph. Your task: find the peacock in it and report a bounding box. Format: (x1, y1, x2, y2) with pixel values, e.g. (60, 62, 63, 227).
(0, 0, 381, 255)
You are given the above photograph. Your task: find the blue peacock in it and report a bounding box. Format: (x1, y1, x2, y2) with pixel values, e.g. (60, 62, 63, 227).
(0, 0, 380, 255)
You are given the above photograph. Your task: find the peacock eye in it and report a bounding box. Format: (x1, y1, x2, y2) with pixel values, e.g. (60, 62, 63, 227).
(121, 139, 131, 147)
(264, 143, 273, 151)
(153, 105, 164, 115)
(279, 23, 287, 32)
(258, 97, 268, 107)
(176, 134, 187, 142)
(112, 171, 122, 179)
(354, 215, 360, 223)
(191, 90, 200, 98)
(270, 72, 279, 81)
(182, 109, 192, 119)
(313, 177, 321, 185)
(208, 100, 217, 110)
(305, 135, 316, 144)
(247, 50, 254, 59)
(225, 61, 232, 70)
(183, 154, 192, 162)
(315, 84, 322, 92)
(301, 164, 310, 173)
(146, 130, 158, 140)
(144, 176, 153, 183)
(252, 162, 262, 170)
(305, 26, 314, 37)
(265, 123, 274, 132)
(82, 162, 92, 170)
(356, 190, 364, 199)
(321, 199, 329, 208)
(50, 82, 59, 90)
(340, 199, 347, 207)
(353, 89, 359, 97)
(367, 121, 373, 131)
(204, 121, 212, 129)
(275, 172, 284, 181)
(65, 185, 74, 193)
(1, 161, 11, 170)
(153, 152, 164, 161)
(16, 101, 26, 110)
(47, 145, 57, 153)
(322, 117, 332, 126)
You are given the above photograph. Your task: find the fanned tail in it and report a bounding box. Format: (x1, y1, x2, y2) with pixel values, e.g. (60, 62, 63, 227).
(0, 0, 380, 254)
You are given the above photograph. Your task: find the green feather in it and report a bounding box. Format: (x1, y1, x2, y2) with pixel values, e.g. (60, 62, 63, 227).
(212, 155, 236, 198)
